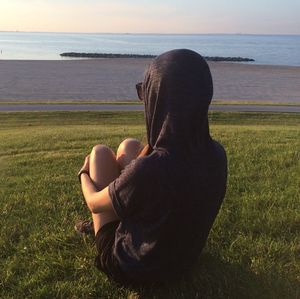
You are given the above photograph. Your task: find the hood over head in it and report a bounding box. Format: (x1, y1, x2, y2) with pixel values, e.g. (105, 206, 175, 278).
(139, 49, 213, 155)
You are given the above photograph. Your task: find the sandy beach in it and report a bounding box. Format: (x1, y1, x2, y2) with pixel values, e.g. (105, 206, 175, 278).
(0, 59, 299, 103)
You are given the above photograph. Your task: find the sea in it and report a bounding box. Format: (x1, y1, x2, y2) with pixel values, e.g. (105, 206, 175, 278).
(0, 32, 300, 66)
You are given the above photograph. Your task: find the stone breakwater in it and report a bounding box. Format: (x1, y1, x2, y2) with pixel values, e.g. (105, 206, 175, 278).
(60, 52, 255, 62)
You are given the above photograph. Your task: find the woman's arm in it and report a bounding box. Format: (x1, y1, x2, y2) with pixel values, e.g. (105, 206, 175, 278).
(138, 144, 152, 157)
(79, 141, 150, 215)
(78, 155, 116, 215)
(80, 174, 114, 214)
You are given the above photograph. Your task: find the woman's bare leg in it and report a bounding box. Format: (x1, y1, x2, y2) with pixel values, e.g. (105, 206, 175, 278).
(88, 139, 143, 235)
(116, 138, 144, 170)
(89, 144, 120, 235)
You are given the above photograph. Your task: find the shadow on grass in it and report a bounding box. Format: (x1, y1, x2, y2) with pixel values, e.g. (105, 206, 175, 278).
(125, 252, 297, 299)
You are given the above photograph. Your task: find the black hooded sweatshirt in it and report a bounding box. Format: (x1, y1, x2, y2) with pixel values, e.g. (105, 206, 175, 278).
(108, 49, 227, 284)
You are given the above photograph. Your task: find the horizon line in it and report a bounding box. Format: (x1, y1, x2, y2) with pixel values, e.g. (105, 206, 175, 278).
(0, 30, 300, 36)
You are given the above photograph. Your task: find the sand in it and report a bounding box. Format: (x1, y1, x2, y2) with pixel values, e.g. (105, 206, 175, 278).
(0, 59, 299, 103)
(1, 104, 299, 113)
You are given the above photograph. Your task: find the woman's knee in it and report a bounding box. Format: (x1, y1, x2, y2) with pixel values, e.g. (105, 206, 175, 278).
(116, 138, 143, 168)
(91, 144, 116, 161)
(89, 144, 119, 190)
(117, 138, 143, 158)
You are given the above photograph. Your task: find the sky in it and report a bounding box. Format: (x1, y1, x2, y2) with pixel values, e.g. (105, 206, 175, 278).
(0, 0, 299, 35)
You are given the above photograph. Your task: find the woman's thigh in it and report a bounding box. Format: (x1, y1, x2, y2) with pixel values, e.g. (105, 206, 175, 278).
(89, 139, 143, 234)
(89, 144, 120, 234)
(116, 138, 144, 170)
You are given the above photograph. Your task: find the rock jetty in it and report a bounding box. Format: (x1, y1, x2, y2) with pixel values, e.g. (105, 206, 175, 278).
(60, 53, 156, 59)
(60, 52, 255, 62)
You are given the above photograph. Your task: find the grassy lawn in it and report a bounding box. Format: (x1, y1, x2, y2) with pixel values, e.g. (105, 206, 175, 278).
(0, 111, 299, 298)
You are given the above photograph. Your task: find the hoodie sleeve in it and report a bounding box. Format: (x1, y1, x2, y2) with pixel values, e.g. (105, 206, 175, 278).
(108, 158, 147, 219)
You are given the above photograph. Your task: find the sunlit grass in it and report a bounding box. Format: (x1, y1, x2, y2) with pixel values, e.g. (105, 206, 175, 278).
(0, 111, 299, 298)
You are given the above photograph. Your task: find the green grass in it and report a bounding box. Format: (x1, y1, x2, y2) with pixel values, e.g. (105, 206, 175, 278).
(0, 111, 299, 298)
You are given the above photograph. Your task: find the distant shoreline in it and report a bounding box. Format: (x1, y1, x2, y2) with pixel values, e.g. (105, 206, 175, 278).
(60, 52, 255, 62)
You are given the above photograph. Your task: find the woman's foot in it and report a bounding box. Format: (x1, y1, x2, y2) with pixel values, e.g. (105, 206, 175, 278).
(74, 220, 94, 235)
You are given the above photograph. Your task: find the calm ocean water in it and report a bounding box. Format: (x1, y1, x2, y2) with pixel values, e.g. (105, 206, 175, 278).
(0, 32, 300, 66)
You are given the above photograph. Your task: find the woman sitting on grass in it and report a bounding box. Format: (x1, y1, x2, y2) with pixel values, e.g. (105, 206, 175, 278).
(76, 49, 227, 286)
